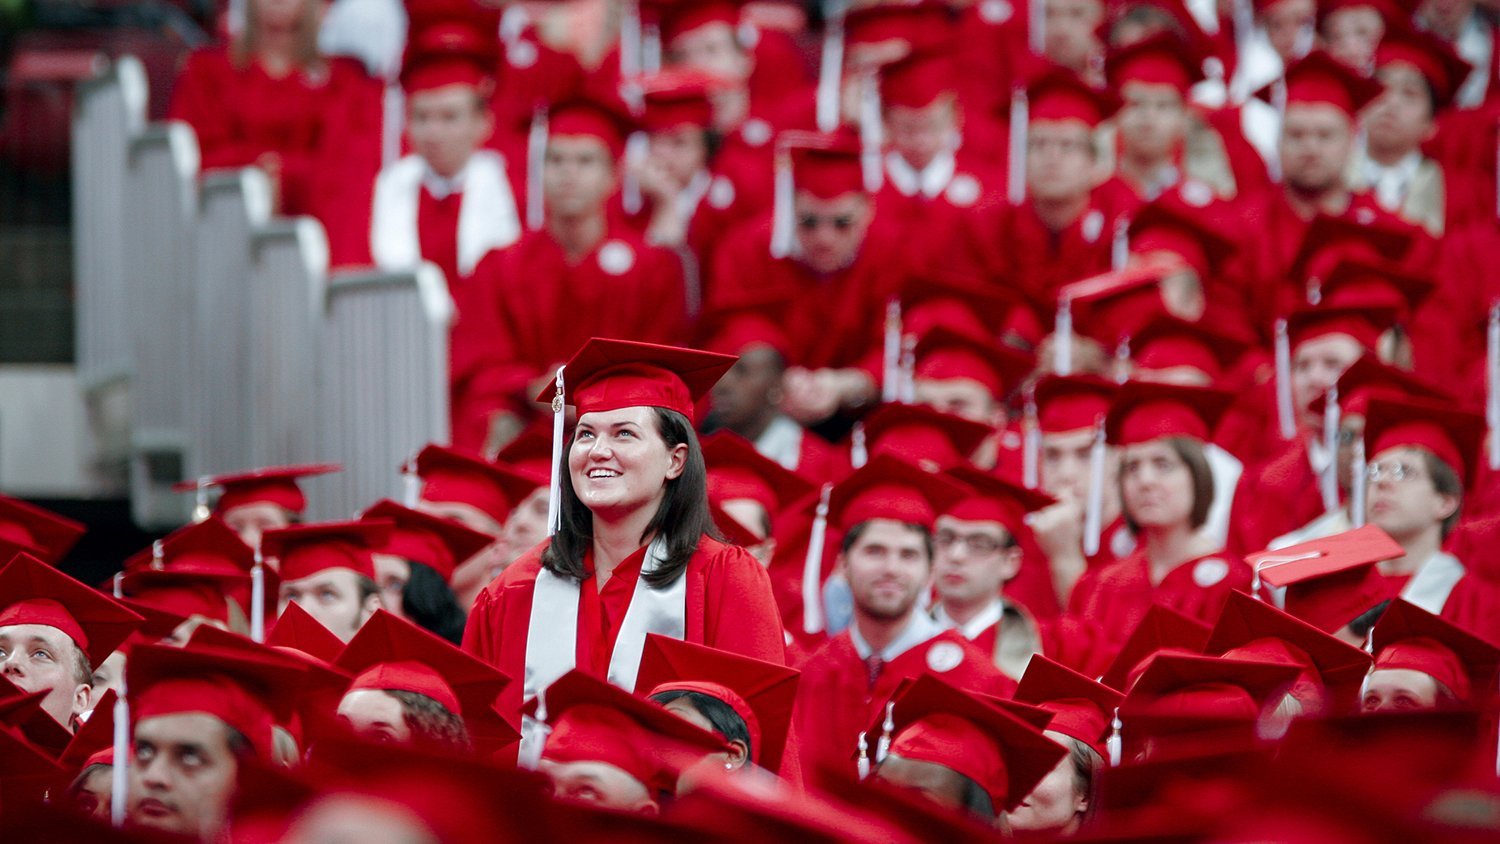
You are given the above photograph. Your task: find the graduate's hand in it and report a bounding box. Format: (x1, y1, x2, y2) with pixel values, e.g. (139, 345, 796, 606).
(1030, 493, 1085, 560)
(781, 367, 875, 425)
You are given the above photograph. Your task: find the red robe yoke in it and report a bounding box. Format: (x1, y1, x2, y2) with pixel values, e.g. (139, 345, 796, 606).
(1069, 548, 1251, 644)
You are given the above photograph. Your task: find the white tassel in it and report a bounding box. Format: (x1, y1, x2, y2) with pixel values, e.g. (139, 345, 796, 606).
(898, 333, 916, 404)
(1029, 0, 1046, 55)
(642, 20, 661, 74)
(1023, 389, 1040, 490)
(802, 484, 833, 635)
(1351, 435, 1367, 528)
(401, 459, 420, 507)
(1488, 301, 1499, 470)
(622, 131, 649, 215)
(191, 480, 211, 523)
(816, 5, 845, 132)
(1274, 317, 1296, 440)
(1055, 297, 1073, 376)
(860, 71, 884, 192)
(526, 105, 548, 230)
(112, 571, 123, 599)
(883, 297, 902, 403)
(1107, 707, 1122, 767)
(850, 422, 868, 469)
(770, 150, 794, 259)
(876, 701, 895, 763)
(250, 549, 265, 643)
(1115, 337, 1131, 385)
(1008, 87, 1027, 206)
(519, 691, 552, 770)
(1083, 420, 1105, 557)
(547, 366, 566, 536)
(857, 731, 871, 778)
(1111, 218, 1130, 270)
(619, 0, 641, 79)
(111, 688, 129, 827)
(1321, 386, 1340, 512)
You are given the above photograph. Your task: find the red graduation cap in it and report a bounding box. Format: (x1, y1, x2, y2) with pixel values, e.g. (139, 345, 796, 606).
(0, 715, 63, 784)
(942, 465, 1056, 537)
(118, 516, 254, 591)
(634, 633, 801, 773)
(813, 764, 1013, 844)
(1104, 380, 1235, 445)
(187, 624, 355, 731)
(1256, 50, 1385, 116)
(1105, 31, 1207, 93)
(1060, 255, 1184, 347)
(60, 689, 117, 772)
(700, 298, 795, 360)
(335, 609, 512, 726)
(1374, 23, 1473, 110)
(639, 69, 727, 132)
(414, 443, 541, 525)
(360, 499, 493, 581)
(702, 431, 816, 518)
(1317, 0, 1417, 27)
(0, 552, 143, 668)
(548, 96, 638, 159)
(529, 669, 729, 794)
(1206, 590, 1374, 716)
(128, 641, 307, 760)
(0, 495, 85, 564)
(1318, 354, 1452, 419)
(874, 672, 1068, 812)
(1284, 304, 1399, 352)
(1120, 652, 1304, 722)
(1370, 599, 1500, 702)
(265, 600, 346, 665)
(173, 463, 340, 517)
(537, 338, 738, 424)
(1101, 604, 1213, 691)
(399, 0, 500, 95)
(494, 428, 556, 484)
(1318, 256, 1436, 321)
(1248, 524, 1403, 634)
(1363, 395, 1485, 486)
(899, 269, 1020, 340)
(1027, 66, 1122, 127)
(862, 403, 994, 471)
(780, 129, 867, 199)
(912, 326, 1034, 402)
(710, 500, 764, 547)
(1289, 215, 1415, 289)
(1033, 374, 1119, 434)
(1129, 314, 1252, 381)
(844, 0, 956, 54)
(260, 520, 393, 582)
(672, 776, 929, 844)
(1126, 198, 1238, 282)
(123, 581, 238, 627)
(879, 49, 960, 109)
(643, 0, 743, 46)
(1014, 654, 1125, 756)
(114, 595, 190, 644)
(825, 453, 971, 531)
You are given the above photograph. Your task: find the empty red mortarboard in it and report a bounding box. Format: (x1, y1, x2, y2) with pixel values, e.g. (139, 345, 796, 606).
(900, 269, 1020, 339)
(537, 337, 739, 424)
(548, 96, 638, 159)
(635, 633, 801, 773)
(639, 69, 728, 132)
(1015, 655, 1125, 756)
(1284, 304, 1399, 352)
(1121, 653, 1304, 721)
(702, 431, 816, 516)
(1289, 214, 1415, 289)
(1363, 394, 1484, 486)
(1374, 23, 1473, 110)
(1317, 257, 1435, 321)
(1256, 50, 1385, 116)
(260, 520, 393, 582)
(879, 49, 960, 109)
(1320, 354, 1452, 419)
(825, 453, 972, 531)
(335, 609, 512, 725)
(360, 499, 493, 581)
(174, 463, 340, 517)
(1126, 198, 1238, 281)
(874, 672, 1067, 812)
(400, 0, 500, 95)
(1027, 66, 1122, 127)
(1104, 380, 1235, 445)
(780, 129, 867, 199)
(1249, 525, 1403, 634)
(942, 465, 1056, 537)
(530, 668, 729, 794)
(1033, 374, 1119, 435)
(844, 0, 957, 54)
(0, 553, 143, 668)
(128, 641, 307, 761)
(1207, 590, 1374, 715)
(266, 600, 346, 665)
(1371, 599, 1500, 702)
(414, 443, 542, 525)
(862, 403, 994, 471)
(119, 516, 254, 591)
(1129, 314, 1252, 381)
(1101, 605, 1213, 691)
(494, 429, 556, 485)
(1105, 31, 1207, 93)
(0, 495, 85, 564)
(643, 0, 742, 46)
(912, 326, 1034, 402)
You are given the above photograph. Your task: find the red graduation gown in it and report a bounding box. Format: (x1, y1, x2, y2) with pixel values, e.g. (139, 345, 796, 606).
(790, 626, 1014, 777)
(1226, 436, 1327, 559)
(462, 535, 787, 727)
(1069, 548, 1251, 643)
(964, 601, 1113, 680)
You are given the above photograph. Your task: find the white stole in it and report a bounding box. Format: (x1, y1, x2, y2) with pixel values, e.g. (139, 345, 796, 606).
(370, 150, 521, 278)
(1401, 552, 1466, 616)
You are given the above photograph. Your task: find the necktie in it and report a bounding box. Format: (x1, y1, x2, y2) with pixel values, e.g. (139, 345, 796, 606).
(864, 653, 885, 688)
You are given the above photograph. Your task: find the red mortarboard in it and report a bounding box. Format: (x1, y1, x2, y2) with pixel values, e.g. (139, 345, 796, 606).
(538, 338, 738, 424)
(1105, 31, 1207, 93)
(1319, 354, 1452, 418)
(495, 429, 556, 484)
(266, 600, 346, 665)
(701, 300, 795, 360)
(400, 1, 500, 95)
(814, 765, 1012, 844)
(1318, 256, 1435, 321)
(114, 595, 189, 642)
(879, 49, 959, 109)
(0, 716, 63, 783)
(1256, 50, 1385, 116)
(644, 0, 742, 45)
(844, 1, 956, 53)
(1033, 375, 1119, 434)
(912, 326, 1034, 401)
(118, 516, 254, 592)
(1374, 23, 1473, 110)
(639, 69, 726, 132)
(862, 403, 994, 470)
(672, 777, 928, 844)
(1101, 605, 1213, 691)
(1120, 653, 1304, 721)
(710, 501, 764, 546)
(875, 672, 1067, 812)
(360, 500, 493, 581)
(128, 641, 307, 760)
(1249, 525, 1403, 634)
(1129, 314, 1252, 381)
(1014, 655, 1125, 756)
(530, 669, 729, 794)
(1285, 304, 1399, 351)
(942, 466, 1056, 536)
(123, 581, 235, 625)
(1370, 599, 1500, 702)
(174, 463, 339, 516)
(414, 444, 541, 525)
(260, 520, 393, 582)
(1289, 215, 1415, 288)
(0, 553, 143, 667)
(335, 610, 512, 725)
(1363, 395, 1484, 486)
(780, 129, 867, 199)
(1060, 255, 1185, 347)
(188, 623, 355, 729)
(1207, 590, 1374, 715)
(1317, 0, 1417, 26)
(1104, 380, 1235, 445)
(60, 689, 116, 773)
(1126, 199, 1237, 282)
(702, 431, 816, 516)
(0, 495, 85, 564)
(635, 634, 800, 773)
(1028, 66, 1122, 127)
(899, 270, 1019, 339)
(548, 97, 637, 160)
(825, 453, 971, 531)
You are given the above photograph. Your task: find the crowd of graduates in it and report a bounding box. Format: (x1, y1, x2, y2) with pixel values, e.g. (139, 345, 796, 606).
(11, 0, 1500, 839)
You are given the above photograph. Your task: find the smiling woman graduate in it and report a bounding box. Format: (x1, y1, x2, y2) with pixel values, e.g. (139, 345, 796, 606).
(463, 339, 788, 751)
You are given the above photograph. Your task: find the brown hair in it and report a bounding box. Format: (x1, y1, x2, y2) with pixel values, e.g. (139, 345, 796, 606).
(1121, 436, 1214, 532)
(1420, 450, 1464, 540)
(232, 0, 324, 71)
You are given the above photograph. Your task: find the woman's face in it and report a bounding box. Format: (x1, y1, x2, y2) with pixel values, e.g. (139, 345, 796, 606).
(1361, 668, 1441, 712)
(1121, 439, 1196, 530)
(1005, 733, 1087, 835)
(568, 407, 687, 523)
(253, 0, 311, 30)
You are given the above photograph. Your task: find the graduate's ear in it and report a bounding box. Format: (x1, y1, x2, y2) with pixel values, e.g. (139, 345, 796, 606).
(726, 739, 750, 768)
